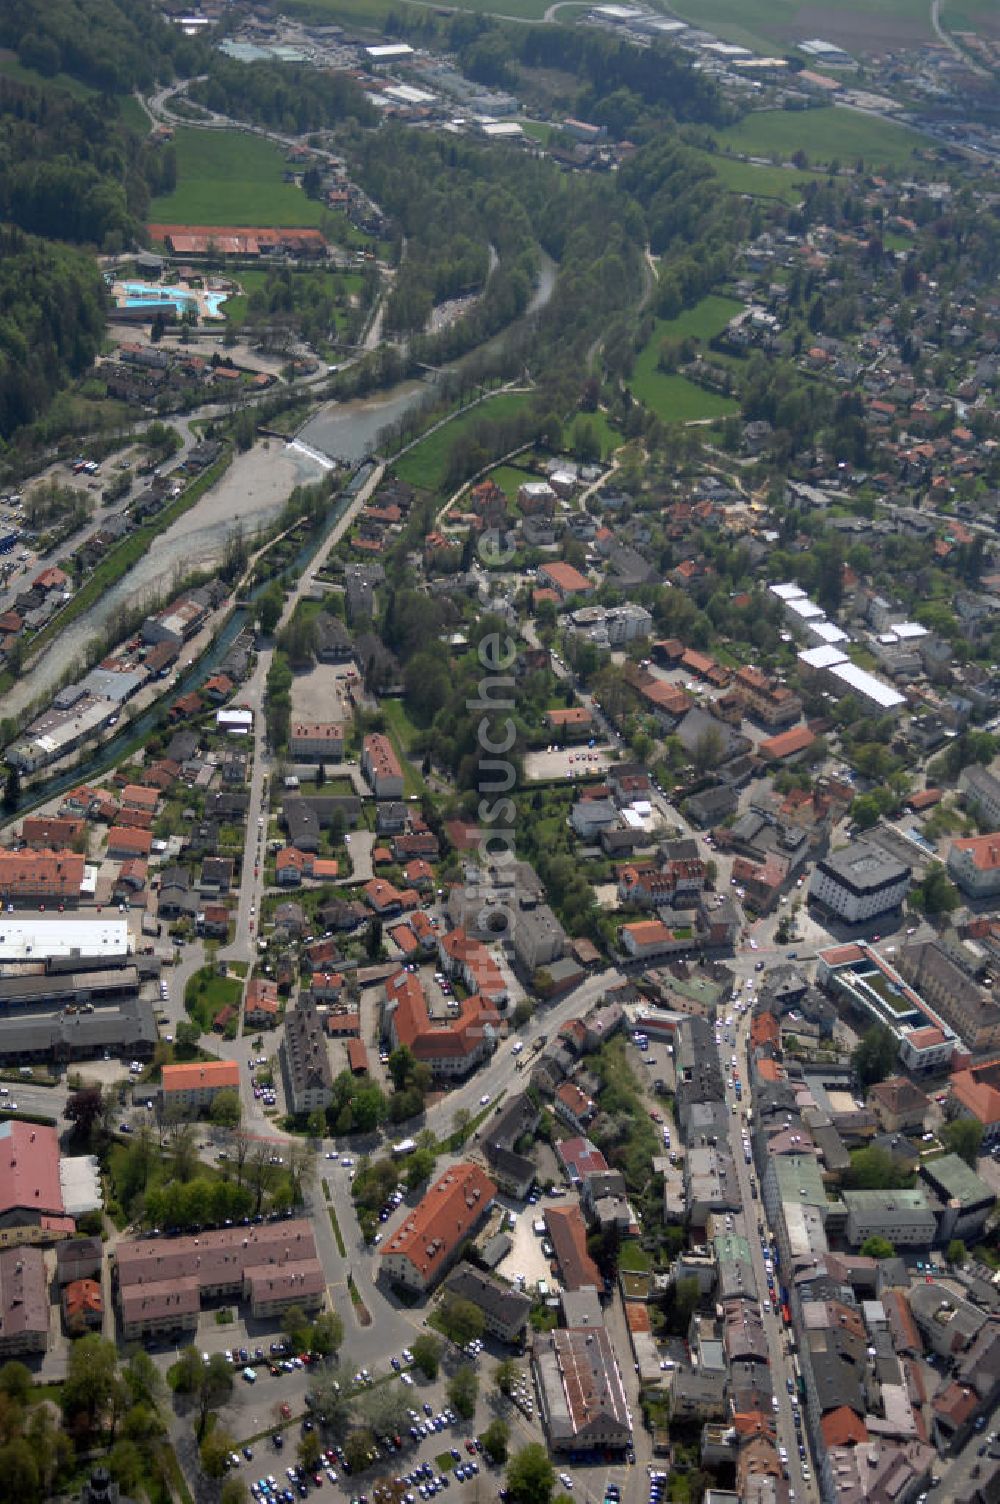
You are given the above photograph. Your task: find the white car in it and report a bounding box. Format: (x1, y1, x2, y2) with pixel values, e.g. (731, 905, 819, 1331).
(558, 1475, 573, 1491)
(480, 1094, 490, 1106)
(341, 1156, 354, 1167)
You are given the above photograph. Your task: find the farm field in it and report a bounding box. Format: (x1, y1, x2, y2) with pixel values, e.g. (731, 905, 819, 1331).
(149, 128, 328, 228)
(714, 107, 921, 172)
(666, 0, 936, 53)
(392, 390, 533, 491)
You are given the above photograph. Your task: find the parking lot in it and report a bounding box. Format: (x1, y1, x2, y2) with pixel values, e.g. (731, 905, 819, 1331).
(522, 743, 615, 783)
(495, 1202, 559, 1292)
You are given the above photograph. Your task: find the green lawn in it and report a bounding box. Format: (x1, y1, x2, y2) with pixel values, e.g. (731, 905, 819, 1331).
(381, 699, 425, 796)
(392, 391, 533, 491)
(715, 107, 921, 172)
(629, 299, 741, 423)
(489, 463, 536, 500)
(184, 968, 243, 1033)
(522, 120, 559, 143)
(149, 129, 329, 228)
(649, 294, 744, 344)
(619, 1241, 653, 1273)
(0, 54, 98, 100)
(570, 408, 623, 459)
(701, 152, 818, 204)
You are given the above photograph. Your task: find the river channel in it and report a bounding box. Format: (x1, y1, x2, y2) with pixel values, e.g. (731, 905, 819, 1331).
(5, 249, 558, 722)
(295, 249, 558, 464)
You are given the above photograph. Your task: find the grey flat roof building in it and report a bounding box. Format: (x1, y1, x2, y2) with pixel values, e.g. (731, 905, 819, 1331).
(442, 1266, 531, 1341)
(0, 991, 156, 1062)
(814, 844, 910, 897)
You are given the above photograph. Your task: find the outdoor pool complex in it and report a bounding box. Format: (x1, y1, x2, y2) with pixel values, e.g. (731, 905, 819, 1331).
(121, 283, 228, 317)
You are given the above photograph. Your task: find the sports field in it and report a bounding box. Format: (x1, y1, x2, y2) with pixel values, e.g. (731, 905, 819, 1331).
(149, 128, 328, 228)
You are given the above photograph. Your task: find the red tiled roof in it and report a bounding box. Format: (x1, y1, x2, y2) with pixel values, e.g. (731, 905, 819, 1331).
(0, 848, 85, 899)
(380, 1163, 495, 1282)
(759, 725, 816, 761)
(161, 1060, 239, 1094)
(107, 826, 152, 856)
(64, 1278, 103, 1322)
(545, 1204, 602, 1290)
(951, 833, 1000, 871)
(0, 1121, 64, 1218)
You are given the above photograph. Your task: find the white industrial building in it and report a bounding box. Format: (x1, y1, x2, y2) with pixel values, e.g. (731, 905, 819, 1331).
(0, 919, 131, 964)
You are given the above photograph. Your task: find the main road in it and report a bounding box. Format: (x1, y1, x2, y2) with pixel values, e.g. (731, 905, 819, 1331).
(724, 989, 821, 1504)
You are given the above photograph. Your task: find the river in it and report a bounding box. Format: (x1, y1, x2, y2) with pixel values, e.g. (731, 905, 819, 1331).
(296, 249, 558, 464)
(4, 248, 559, 719)
(4, 443, 329, 720)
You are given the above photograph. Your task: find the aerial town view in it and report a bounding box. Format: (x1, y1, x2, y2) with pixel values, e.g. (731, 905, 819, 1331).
(3, 0, 1000, 1503)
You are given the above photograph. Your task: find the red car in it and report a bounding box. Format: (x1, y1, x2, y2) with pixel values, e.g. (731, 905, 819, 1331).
(650, 1110, 661, 1123)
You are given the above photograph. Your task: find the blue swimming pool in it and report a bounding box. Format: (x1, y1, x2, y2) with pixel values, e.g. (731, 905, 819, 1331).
(120, 283, 228, 317)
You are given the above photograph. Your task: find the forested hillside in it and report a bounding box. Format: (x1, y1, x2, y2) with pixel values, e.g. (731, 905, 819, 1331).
(188, 59, 377, 133)
(0, 226, 107, 438)
(0, 0, 202, 93)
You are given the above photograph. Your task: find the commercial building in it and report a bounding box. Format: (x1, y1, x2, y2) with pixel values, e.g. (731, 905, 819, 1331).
(281, 1000, 334, 1115)
(0, 918, 130, 965)
(816, 943, 957, 1074)
(0, 988, 156, 1067)
(533, 1325, 632, 1453)
(440, 1265, 531, 1343)
(842, 1189, 938, 1248)
(538, 561, 595, 600)
(809, 844, 911, 924)
(289, 722, 344, 762)
(896, 940, 1000, 1054)
(919, 1153, 996, 1245)
(948, 834, 1000, 899)
(0, 1247, 49, 1355)
(383, 969, 498, 1079)
(379, 1162, 496, 1293)
(114, 1220, 323, 1339)
(160, 1059, 240, 1113)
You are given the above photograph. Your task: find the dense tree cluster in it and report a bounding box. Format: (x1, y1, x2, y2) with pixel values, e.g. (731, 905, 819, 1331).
(0, 225, 106, 438)
(357, 129, 537, 342)
(0, 0, 203, 94)
(0, 77, 164, 247)
(189, 59, 376, 134)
